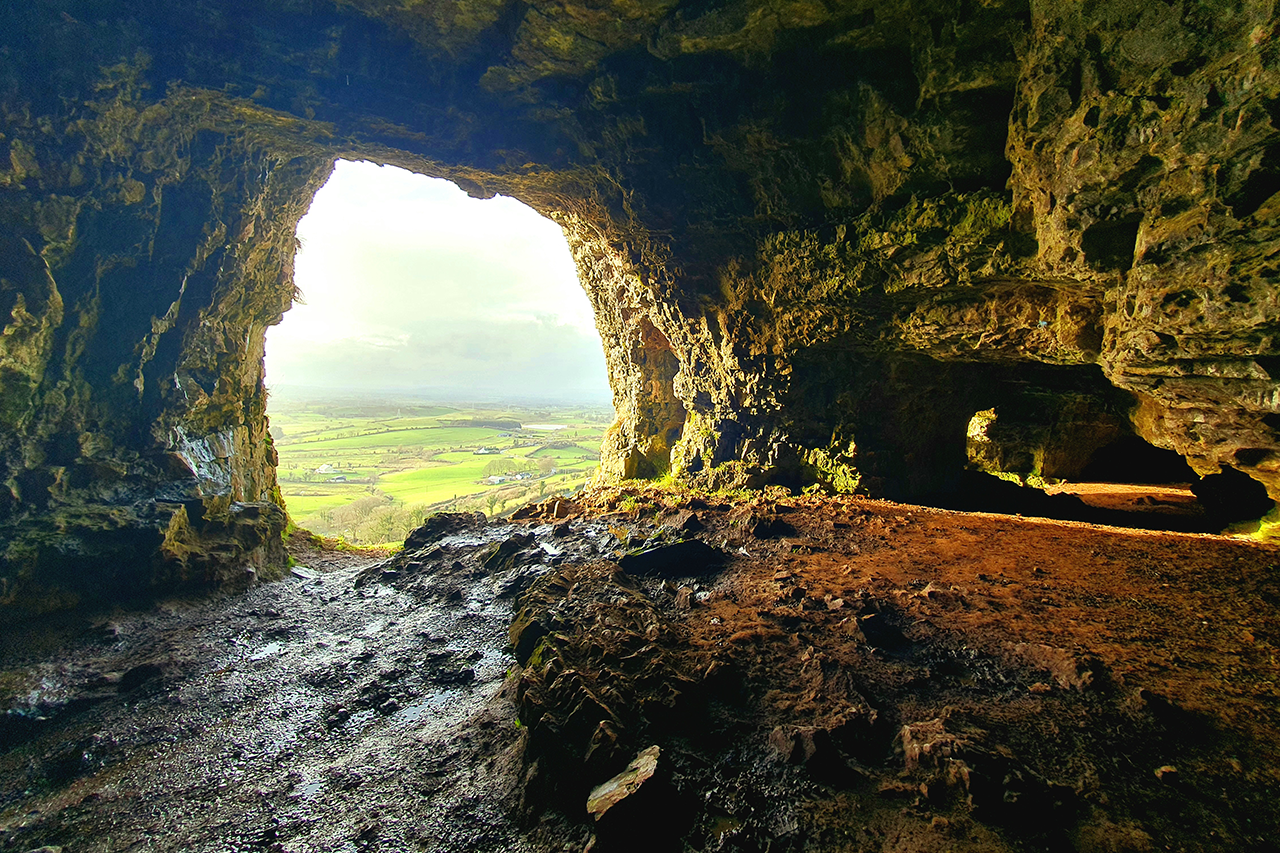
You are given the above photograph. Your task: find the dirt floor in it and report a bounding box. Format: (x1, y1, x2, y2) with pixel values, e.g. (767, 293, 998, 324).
(1, 487, 1278, 852)
(508, 486, 1280, 852)
(1044, 482, 1208, 519)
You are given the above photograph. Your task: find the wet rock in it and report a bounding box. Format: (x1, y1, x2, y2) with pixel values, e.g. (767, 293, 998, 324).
(481, 533, 536, 573)
(89, 620, 123, 642)
(324, 706, 352, 728)
(403, 513, 486, 550)
(617, 539, 724, 578)
(494, 561, 553, 599)
(586, 745, 661, 820)
(118, 662, 166, 693)
(427, 667, 476, 687)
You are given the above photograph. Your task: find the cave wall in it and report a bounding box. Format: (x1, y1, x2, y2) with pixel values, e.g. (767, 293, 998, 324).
(2, 0, 1279, 608)
(0, 63, 334, 611)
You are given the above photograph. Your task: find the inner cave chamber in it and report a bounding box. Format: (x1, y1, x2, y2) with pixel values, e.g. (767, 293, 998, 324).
(3, 0, 1280, 614)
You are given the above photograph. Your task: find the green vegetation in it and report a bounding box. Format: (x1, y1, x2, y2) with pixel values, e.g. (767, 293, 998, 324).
(269, 390, 612, 544)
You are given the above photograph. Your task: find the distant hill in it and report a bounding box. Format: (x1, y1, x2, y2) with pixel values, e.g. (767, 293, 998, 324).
(441, 417, 523, 430)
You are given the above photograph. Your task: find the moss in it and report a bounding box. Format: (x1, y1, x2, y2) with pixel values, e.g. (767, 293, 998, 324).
(1227, 505, 1280, 541)
(802, 447, 863, 494)
(256, 562, 286, 582)
(524, 636, 559, 673)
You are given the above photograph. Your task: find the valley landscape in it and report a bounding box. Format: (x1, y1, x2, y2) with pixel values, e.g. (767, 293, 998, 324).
(268, 388, 612, 543)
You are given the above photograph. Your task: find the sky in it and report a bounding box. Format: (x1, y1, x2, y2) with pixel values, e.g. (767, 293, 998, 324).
(264, 160, 613, 404)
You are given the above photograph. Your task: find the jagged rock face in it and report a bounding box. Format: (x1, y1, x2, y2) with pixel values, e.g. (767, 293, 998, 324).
(2, 0, 1279, 606)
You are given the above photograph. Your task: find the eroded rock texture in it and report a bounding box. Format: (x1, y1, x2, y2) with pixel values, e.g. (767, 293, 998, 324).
(2, 0, 1279, 606)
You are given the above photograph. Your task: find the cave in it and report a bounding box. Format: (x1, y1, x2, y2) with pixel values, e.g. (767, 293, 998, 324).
(3, 2, 1280, 849)
(949, 364, 1277, 531)
(4, 1, 1280, 611)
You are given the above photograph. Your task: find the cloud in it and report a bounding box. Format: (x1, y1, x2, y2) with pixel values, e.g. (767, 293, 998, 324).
(269, 317, 611, 401)
(265, 160, 610, 404)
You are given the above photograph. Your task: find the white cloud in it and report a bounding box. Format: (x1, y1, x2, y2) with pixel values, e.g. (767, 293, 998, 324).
(265, 160, 609, 402)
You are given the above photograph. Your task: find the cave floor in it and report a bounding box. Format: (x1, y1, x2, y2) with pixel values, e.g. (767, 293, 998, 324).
(1, 488, 1279, 852)
(1042, 481, 1204, 517)
(0, 538, 538, 853)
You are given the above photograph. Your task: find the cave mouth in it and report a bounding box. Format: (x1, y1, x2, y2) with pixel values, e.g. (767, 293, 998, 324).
(958, 407, 1274, 533)
(263, 159, 613, 542)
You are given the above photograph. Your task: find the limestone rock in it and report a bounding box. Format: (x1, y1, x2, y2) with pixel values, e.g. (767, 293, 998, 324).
(586, 745, 661, 820)
(3, 0, 1280, 611)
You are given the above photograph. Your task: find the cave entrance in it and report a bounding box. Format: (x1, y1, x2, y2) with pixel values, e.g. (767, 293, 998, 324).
(960, 403, 1274, 533)
(263, 160, 613, 543)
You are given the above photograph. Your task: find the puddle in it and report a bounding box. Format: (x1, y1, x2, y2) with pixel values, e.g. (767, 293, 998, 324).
(249, 642, 283, 661)
(398, 692, 456, 724)
(293, 778, 326, 799)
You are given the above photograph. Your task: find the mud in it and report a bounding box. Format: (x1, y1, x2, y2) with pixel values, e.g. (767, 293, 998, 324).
(2, 495, 1279, 852)
(0, 518, 555, 853)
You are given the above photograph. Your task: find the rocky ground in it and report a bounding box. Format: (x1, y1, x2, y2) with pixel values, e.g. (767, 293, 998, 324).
(2, 487, 1278, 852)
(0, 522, 561, 853)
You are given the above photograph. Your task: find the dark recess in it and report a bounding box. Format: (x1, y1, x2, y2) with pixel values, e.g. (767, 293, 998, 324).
(1233, 447, 1274, 466)
(1226, 144, 1280, 219)
(1191, 467, 1275, 522)
(1081, 217, 1141, 272)
(1253, 355, 1280, 379)
(1079, 436, 1197, 484)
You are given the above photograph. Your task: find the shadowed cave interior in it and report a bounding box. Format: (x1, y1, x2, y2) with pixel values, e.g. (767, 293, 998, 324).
(2, 2, 1280, 852)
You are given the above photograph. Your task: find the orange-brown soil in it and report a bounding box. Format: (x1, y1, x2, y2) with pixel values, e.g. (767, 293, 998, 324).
(510, 487, 1280, 852)
(1044, 482, 1205, 518)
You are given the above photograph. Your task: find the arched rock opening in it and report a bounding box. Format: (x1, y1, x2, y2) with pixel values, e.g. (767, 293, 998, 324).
(4, 0, 1280, 612)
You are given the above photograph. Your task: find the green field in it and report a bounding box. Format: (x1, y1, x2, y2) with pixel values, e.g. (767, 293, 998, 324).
(268, 390, 613, 544)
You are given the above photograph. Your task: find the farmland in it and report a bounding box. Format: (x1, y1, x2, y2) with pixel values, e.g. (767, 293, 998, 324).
(268, 388, 613, 544)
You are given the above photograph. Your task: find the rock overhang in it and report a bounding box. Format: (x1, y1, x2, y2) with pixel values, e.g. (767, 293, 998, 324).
(2, 0, 1279, 609)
